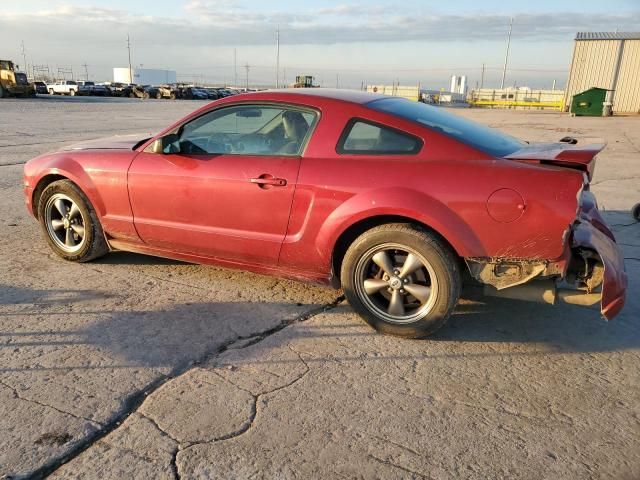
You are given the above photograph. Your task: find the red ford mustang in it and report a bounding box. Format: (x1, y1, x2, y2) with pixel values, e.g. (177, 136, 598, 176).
(23, 89, 627, 337)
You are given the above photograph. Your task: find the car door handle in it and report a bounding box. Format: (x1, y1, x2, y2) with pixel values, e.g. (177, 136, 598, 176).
(250, 175, 287, 187)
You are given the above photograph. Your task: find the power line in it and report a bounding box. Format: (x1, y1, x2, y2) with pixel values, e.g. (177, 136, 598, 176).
(82, 62, 89, 81)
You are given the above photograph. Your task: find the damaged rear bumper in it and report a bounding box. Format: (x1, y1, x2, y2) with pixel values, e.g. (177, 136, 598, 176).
(468, 190, 627, 319)
(570, 190, 627, 319)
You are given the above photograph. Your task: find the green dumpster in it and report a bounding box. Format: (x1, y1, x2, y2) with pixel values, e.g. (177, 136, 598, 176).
(571, 88, 609, 116)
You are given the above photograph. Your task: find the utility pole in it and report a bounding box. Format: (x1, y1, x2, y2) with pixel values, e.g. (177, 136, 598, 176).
(500, 17, 513, 89)
(234, 48, 237, 87)
(480, 63, 485, 89)
(20, 41, 27, 73)
(82, 62, 89, 81)
(276, 25, 280, 88)
(127, 34, 133, 84)
(244, 63, 250, 90)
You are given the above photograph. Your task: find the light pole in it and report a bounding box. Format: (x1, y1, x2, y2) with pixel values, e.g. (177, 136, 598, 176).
(127, 34, 133, 84)
(276, 25, 280, 88)
(500, 17, 513, 89)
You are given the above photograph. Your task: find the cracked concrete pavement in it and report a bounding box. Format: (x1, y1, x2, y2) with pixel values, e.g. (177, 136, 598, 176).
(1, 97, 639, 479)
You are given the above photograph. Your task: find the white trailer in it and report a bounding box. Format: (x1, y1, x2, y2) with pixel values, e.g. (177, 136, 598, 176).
(113, 68, 177, 85)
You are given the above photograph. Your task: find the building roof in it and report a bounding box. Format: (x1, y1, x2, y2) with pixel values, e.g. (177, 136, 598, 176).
(576, 32, 640, 41)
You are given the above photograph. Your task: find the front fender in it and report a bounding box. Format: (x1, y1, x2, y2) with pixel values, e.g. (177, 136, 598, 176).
(27, 155, 106, 217)
(315, 187, 486, 263)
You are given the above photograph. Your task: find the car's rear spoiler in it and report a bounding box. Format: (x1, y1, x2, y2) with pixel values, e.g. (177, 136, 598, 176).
(504, 141, 606, 181)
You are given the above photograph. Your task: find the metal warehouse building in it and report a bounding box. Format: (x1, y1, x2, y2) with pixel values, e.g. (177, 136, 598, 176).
(564, 32, 640, 114)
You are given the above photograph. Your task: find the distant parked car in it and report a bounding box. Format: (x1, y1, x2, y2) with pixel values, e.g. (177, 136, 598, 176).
(109, 83, 132, 97)
(153, 85, 178, 100)
(77, 81, 95, 96)
(179, 87, 208, 100)
(47, 80, 79, 96)
(92, 84, 109, 96)
(128, 85, 150, 99)
(142, 85, 159, 99)
(204, 88, 220, 100)
(215, 88, 233, 98)
(77, 81, 109, 97)
(34, 81, 48, 95)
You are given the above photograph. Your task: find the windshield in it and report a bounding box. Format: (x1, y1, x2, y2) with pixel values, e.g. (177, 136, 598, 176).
(367, 97, 524, 157)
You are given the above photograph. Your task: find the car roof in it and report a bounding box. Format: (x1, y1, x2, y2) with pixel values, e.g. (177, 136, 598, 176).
(238, 88, 388, 105)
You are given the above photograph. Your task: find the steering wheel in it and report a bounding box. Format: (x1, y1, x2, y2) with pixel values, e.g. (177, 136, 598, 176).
(205, 133, 234, 154)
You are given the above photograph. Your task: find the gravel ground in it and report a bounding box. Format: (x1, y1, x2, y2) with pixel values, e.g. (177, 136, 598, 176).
(0, 96, 638, 479)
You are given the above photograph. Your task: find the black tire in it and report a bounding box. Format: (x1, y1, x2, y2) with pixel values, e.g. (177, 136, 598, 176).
(632, 203, 640, 222)
(37, 180, 109, 262)
(156, 91, 162, 99)
(341, 223, 461, 338)
(69, 89, 76, 96)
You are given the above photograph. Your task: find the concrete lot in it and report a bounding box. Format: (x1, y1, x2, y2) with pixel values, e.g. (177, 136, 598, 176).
(0, 96, 638, 479)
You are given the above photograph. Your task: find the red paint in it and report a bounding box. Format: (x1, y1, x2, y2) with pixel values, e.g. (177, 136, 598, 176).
(23, 89, 626, 318)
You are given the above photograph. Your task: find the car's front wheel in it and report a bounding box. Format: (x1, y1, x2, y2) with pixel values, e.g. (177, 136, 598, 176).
(341, 224, 461, 338)
(38, 180, 108, 262)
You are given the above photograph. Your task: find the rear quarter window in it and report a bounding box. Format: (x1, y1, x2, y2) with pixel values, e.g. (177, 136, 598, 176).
(337, 119, 422, 155)
(368, 97, 524, 157)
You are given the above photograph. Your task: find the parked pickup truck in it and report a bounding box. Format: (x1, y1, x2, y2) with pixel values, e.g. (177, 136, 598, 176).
(47, 80, 79, 96)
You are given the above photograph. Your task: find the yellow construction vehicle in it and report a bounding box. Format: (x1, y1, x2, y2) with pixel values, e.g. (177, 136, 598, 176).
(292, 75, 318, 88)
(0, 60, 35, 98)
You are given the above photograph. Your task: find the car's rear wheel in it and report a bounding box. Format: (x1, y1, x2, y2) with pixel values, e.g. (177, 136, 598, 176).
(341, 224, 461, 338)
(69, 89, 75, 96)
(38, 180, 108, 262)
(49, 89, 54, 95)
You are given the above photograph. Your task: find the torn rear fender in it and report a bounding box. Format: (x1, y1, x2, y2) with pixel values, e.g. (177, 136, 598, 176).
(572, 191, 627, 319)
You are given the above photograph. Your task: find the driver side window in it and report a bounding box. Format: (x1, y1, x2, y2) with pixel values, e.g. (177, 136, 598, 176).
(169, 105, 316, 156)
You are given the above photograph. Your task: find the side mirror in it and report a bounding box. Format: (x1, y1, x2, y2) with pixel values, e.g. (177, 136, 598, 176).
(149, 133, 180, 154)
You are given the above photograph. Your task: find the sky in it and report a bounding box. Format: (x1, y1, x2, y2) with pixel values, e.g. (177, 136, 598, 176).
(1, 0, 639, 89)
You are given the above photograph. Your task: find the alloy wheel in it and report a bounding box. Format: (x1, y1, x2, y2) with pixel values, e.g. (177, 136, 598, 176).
(44, 193, 87, 253)
(354, 243, 439, 324)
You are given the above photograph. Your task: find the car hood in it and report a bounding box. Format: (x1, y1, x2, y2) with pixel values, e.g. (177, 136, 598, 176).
(60, 134, 151, 152)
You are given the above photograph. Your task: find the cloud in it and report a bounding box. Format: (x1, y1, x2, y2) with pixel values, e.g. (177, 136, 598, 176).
(3, 5, 638, 48)
(1, 4, 638, 86)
